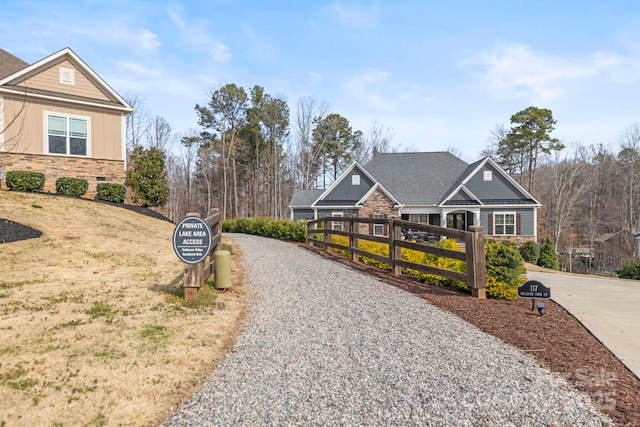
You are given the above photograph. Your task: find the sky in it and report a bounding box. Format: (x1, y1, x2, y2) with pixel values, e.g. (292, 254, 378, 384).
(2, 0, 640, 160)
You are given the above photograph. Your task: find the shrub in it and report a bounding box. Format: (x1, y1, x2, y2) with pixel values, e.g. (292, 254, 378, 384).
(519, 241, 540, 264)
(5, 171, 45, 192)
(222, 217, 306, 242)
(617, 260, 640, 280)
(97, 183, 126, 203)
(537, 235, 560, 270)
(484, 239, 526, 300)
(125, 146, 169, 207)
(55, 177, 88, 197)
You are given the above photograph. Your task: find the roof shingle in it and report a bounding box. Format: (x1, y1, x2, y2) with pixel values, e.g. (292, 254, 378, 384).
(0, 49, 28, 80)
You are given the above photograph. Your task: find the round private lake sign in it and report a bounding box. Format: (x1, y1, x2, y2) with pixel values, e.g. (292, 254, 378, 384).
(172, 216, 213, 264)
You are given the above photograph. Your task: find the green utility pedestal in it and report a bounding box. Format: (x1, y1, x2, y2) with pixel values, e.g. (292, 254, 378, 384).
(214, 250, 231, 289)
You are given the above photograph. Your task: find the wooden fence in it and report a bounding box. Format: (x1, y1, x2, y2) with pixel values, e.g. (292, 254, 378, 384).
(307, 216, 487, 298)
(183, 209, 222, 302)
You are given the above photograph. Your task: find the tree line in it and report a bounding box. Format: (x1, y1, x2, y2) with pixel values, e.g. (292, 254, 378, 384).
(125, 84, 401, 223)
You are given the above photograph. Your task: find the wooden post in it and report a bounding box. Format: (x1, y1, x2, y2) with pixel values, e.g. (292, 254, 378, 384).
(324, 217, 331, 251)
(388, 218, 396, 273)
(349, 216, 358, 262)
(466, 225, 486, 299)
(393, 219, 402, 276)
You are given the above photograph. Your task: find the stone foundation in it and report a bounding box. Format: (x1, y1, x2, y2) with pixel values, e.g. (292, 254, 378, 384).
(0, 152, 125, 199)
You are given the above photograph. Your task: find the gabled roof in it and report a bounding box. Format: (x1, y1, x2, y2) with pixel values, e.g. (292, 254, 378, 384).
(0, 49, 28, 79)
(439, 156, 541, 207)
(364, 152, 469, 206)
(289, 189, 324, 207)
(356, 182, 401, 207)
(311, 162, 377, 207)
(0, 47, 132, 112)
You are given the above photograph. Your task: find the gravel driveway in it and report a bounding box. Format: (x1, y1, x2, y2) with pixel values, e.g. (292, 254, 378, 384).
(164, 234, 611, 426)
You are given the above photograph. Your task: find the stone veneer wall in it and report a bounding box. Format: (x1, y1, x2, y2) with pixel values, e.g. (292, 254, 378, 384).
(358, 188, 399, 235)
(0, 152, 125, 199)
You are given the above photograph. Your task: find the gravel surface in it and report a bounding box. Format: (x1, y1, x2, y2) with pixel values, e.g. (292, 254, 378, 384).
(0, 217, 42, 243)
(164, 234, 612, 427)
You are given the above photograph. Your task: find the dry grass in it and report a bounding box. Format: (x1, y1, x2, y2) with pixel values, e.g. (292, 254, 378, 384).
(0, 191, 246, 426)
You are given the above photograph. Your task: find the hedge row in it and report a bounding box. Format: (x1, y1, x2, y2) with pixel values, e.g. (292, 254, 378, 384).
(4, 170, 126, 202)
(222, 217, 306, 242)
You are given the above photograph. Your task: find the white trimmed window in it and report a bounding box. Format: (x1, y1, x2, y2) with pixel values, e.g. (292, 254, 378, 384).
(373, 213, 384, 236)
(332, 211, 343, 231)
(483, 170, 492, 181)
(45, 113, 89, 156)
(352, 174, 360, 185)
(494, 212, 515, 235)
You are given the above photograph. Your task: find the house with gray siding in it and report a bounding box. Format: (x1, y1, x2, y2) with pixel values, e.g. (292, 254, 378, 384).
(289, 152, 541, 242)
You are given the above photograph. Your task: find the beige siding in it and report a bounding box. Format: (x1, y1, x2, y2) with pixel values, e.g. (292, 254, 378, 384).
(2, 95, 123, 160)
(17, 59, 112, 102)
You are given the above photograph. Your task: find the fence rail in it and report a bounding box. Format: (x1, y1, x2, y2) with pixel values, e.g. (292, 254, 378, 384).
(183, 209, 222, 302)
(307, 215, 486, 298)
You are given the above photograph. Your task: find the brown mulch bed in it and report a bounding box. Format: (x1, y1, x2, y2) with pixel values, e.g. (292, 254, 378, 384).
(303, 244, 640, 427)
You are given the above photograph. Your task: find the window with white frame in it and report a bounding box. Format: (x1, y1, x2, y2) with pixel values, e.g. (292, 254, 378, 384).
(494, 212, 515, 235)
(352, 174, 360, 185)
(46, 113, 89, 156)
(332, 211, 343, 231)
(483, 170, 492, 181)
(373, 213, 384, 236)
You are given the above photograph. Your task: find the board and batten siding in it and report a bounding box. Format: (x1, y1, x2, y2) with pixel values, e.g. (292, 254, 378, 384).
(480, 208, 535, 236)
(1, 95, 123, 160)
(16, 59, 112, 102)
(321, 167, 375, 202)
(465, 163, 527, 201)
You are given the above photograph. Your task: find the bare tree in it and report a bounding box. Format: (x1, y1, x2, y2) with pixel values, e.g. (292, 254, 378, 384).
(294, 96, 329, 189)
(123, 94, 150, 157)
(543, 144, 589, 251)
(146, 115, 173, 151)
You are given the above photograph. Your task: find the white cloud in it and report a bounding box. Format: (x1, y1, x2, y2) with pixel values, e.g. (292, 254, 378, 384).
(167, 8, 231, 63)
(326, 1, 377, 29)
(342, 70, 432, 112)
(464, 42, 639, 102)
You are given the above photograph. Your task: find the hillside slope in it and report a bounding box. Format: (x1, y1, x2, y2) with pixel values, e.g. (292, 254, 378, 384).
(0, 191, 245, 426)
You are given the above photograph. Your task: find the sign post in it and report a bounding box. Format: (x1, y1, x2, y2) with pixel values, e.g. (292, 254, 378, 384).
(173, 214, 213, 302)
(517, 280, 551, 315)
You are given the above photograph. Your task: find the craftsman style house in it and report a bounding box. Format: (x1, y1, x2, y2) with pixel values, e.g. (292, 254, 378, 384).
(289, 152, 541, 242)
(0, 47, 132, 197)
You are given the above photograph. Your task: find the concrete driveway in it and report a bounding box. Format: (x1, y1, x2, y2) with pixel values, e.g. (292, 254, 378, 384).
(527, 269, 640, 379)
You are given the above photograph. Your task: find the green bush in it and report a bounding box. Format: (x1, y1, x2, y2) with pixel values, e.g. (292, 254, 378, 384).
(5, 171, 45, 192)
(617, 260, 640, 280)
(537, 235, 560, 270)
(519, 241, 540, 264)
(485, 239, 527, 300)
(222, 217, 306, 242)
(125, 146, 169, 207)
(96, 183, 126, 203)
(55, 177, 88, 197)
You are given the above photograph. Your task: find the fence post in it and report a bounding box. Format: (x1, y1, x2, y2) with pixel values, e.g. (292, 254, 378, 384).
(466, 225, 486, 299)
(387, 217, 394, 270)
(324, 217, 330, 251)
(349, 216, 358, 262)
(393, 219, 402, 275)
